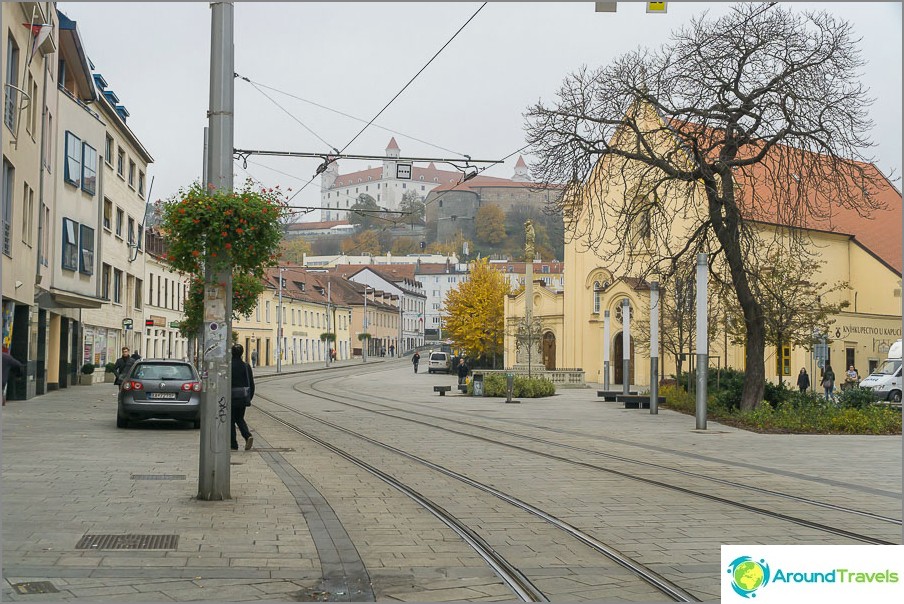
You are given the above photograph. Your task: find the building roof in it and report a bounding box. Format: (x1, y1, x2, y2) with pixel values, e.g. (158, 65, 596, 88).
(515, 156, 528, 169)
(386, 137, 400, 151)
(415, 262, 469, 275)
(488, 261, 565, 274)
(665, 117, 902, 274)
(330, 164, 466, 190)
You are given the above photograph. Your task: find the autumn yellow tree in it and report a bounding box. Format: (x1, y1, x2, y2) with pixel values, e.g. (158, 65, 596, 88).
(443, 258, 510, 367)
(341, 230, 381, 255)
(475, 204, 506, 245)
(278, 237, 312, 264)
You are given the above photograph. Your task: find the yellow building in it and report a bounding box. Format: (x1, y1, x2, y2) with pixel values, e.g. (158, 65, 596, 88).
(506, 103, 902, 390)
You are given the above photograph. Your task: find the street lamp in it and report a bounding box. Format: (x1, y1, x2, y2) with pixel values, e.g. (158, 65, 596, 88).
(362, 286, 371, 363)
(276, 267, 285, 373)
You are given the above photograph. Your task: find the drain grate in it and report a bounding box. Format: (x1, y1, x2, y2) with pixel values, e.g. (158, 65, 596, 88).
(12, 582, 59, 594)
(75, 534, 179, 550)
(131, 474, 186, 480)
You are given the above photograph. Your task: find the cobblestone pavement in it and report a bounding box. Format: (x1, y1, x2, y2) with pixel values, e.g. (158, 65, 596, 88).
(2, 358, 901, 602)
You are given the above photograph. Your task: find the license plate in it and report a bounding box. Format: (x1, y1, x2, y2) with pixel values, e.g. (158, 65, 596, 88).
(149, 392, 177, 399)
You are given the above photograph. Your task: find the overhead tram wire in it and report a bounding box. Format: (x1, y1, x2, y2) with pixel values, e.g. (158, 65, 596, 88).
(236, 75, 466, 157)
(243, 79, 338, 152)
(281, 2, 487, 207)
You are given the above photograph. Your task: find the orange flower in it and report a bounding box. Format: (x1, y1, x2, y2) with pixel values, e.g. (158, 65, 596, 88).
(225, 243, 232, 249)
(236, 228, 244, 234)
(192, 250, 200, 257)
(221, 231, 227, 237)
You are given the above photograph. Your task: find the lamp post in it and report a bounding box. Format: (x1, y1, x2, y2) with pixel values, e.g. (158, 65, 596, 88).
(362, 286, 370, 363)
(277, 267, 285, 373)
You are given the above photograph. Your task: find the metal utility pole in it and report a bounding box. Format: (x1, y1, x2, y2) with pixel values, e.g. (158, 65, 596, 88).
(695, 253, 708, 430)
(603, 310, 610, 391)
(650, 281, 659, 414)
(325, 280, 331, 367)
(622, 299, 630, 395)
(362, 288, 368, 363)
(198, 0, 234, 501)
(277, 268, 283, 373)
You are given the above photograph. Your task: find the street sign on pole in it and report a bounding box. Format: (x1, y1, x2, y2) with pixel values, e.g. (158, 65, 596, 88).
(396, 163, 412, 180)
(122, 318, 133, 330)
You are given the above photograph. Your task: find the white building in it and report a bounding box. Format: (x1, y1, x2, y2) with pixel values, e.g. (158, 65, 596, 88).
(414, 262, 470, 340)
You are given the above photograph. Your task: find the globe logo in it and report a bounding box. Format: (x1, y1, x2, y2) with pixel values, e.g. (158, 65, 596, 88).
(727, 556, 771, 598)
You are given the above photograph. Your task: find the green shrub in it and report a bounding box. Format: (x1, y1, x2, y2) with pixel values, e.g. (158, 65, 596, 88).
(660, 384, 696, 413)
(475, 373, 555, 398)
(104, 362, 117, 373)
(835, 386, 879, 409)
(80, 363, 96, 375)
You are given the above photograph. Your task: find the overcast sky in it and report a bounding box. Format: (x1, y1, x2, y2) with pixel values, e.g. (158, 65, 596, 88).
(58, 2, 902, 219)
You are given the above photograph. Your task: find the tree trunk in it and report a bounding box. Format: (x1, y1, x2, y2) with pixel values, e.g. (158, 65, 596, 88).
(709, 179, 765, 411)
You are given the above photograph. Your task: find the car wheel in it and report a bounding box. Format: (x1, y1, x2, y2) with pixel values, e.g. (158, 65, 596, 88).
(116, 413, 128, 428)
(890, 390, 902, 403)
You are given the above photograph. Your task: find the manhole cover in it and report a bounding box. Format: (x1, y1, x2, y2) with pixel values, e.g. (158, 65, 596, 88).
(75, 534, 178, 550)
(131, 474, 186, 480)
(13, 582, 59, 594)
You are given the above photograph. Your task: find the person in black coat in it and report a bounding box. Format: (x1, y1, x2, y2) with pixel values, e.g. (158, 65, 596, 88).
(411, 352, 420, 373)
(2, 351, 24, 405)
(457, 358, 470, 385)
(113, 347, 134, 385)
(230, 343, 255, 450)
(796, 367, 810, 393)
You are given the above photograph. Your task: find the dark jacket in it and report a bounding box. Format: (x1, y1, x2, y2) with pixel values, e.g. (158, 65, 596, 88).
(796, 371, 810, 390)
(113, 355, 135, 384)
(457, 362, 470, 379)
(2, 351, 24, 388)
(231, 356, 255, 407)
(412, 353, 420, 364)
(822, 368, 835, 387)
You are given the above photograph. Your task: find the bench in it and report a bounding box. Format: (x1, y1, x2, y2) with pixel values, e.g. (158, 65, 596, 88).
(597, 390, 637, 401)
(617, 395, 666, 409)
(433, 385, 452, 396)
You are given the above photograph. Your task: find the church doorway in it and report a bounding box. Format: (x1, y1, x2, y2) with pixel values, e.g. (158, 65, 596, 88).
(542, 332, 556, 370)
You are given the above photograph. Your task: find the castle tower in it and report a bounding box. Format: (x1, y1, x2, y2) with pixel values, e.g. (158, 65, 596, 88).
(512, 155, 530, 182)
(382, 137, 400, 180)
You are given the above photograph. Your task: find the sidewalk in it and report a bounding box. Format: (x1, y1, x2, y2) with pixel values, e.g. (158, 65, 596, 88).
(0, 359, 390, 602)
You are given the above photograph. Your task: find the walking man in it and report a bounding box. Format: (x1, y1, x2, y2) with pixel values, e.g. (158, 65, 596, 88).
(113, 347, 135, 386)
(457, 358, 470, 386)
(230, 344, 255, 451)
(412, 351, 420, 373)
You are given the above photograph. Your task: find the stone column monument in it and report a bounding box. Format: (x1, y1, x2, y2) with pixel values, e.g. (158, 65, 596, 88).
(514, 220, 544, 374)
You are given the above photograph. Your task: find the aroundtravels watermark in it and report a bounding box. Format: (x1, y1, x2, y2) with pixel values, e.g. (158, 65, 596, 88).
(722, 546, 904, 602)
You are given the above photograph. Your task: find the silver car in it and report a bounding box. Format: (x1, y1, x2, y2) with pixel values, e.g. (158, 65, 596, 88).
(117, 360, 202, 428)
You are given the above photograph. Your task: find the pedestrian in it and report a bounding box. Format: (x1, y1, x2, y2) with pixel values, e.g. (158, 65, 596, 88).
(845, 365, 860, 390)
(2, 350, 24, 405)
(230, 343, 254, 451)
(412, 351, 420, 373)
(113, 347, 134, 386)
(821, 363, 836, 401)
(250, 349, 258, 368)
(457, 358, 470, 386)
(796, 367, 810, 393)
(380, 346, 386, 358)
(389, 344, 395, 357)
(131, 350, 141, 362)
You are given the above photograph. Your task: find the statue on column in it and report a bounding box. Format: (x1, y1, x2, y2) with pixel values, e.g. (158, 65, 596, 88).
(524, 219, 535, 261)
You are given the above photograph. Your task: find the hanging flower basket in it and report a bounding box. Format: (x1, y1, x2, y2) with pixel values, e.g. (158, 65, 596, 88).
(320, 332, 336, 342)
(159, 180, 287, 278)
(357, 332, 372, 341)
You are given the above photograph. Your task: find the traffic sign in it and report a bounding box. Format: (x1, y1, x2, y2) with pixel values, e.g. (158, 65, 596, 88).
(396, 163, 412, 180)
(122, 318, 133, 330)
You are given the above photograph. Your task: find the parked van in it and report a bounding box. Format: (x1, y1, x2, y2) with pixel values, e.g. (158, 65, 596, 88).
(859, 339, 902, 403)
(427, 351, 452, 374)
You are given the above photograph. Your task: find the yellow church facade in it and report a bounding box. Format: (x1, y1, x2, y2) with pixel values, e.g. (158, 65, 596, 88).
(505, 106, 902, 390)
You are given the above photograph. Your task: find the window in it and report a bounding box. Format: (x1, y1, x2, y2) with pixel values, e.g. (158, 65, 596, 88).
(128, 160, 135, 188)
(61, 218, 78, 270)
(26, 74, 36, 136)
(4, 35, 19, 131)
(115, 207, 124, 237)
(138, 171, 145, 197)
(103, 199, 112, 230)
(101, 264, 111, 299)
(614, 299, 632, 323)
(78, 224, 94, 274)
(2, 159, 13, 256)
(21, 182, 33, 246)
(113, 269, 123, 303)
(81, 143, 97, 195)
(265, 301, 270, 323)
(135, 278, 143, 309)
(127, 216, 135, 246)
(64, 132, 81, 187)
(593, 281, 601, 314)
(104, 135, 113, 164)
(117, 147, 124, 177)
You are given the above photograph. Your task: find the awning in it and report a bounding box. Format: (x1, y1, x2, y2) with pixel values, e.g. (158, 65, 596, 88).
(35, 287, 104, 309)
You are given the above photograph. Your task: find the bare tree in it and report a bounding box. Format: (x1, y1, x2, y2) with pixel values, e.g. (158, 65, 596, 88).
(525, 4, 887, 410)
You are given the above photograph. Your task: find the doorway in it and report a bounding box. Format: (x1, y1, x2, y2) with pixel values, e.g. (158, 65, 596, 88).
(542, 331, 556, 370)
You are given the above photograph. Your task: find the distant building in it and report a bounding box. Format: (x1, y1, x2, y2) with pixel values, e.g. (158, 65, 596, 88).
(414, 262, 470, 340)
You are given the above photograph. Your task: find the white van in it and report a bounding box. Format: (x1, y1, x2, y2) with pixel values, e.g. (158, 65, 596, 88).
(859, 339, 902, 403)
